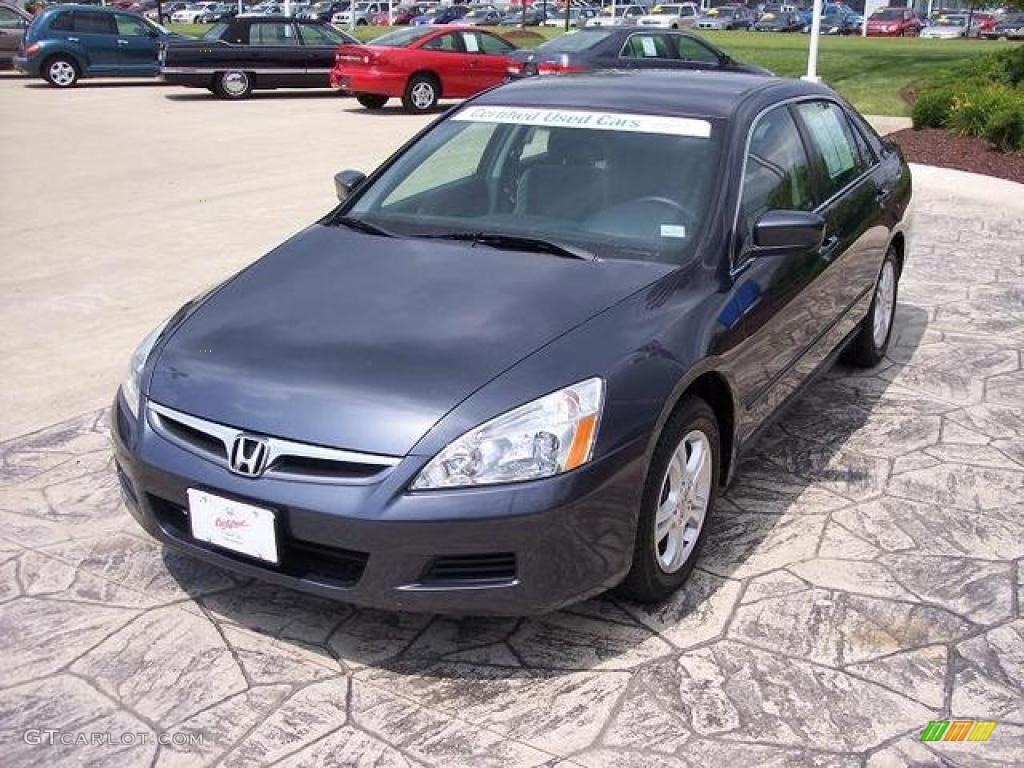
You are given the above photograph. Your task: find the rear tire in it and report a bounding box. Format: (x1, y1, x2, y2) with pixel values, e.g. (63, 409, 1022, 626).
(402, 73, 438, 113)
(356, 92, 388, 109)
(619, 397, 720, 604)
(214, 70, 253, 100)
(843, 247, 899, 368)
(44, 56, 79, 88)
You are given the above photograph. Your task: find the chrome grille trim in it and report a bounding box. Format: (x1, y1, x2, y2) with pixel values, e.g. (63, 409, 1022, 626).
(147, 401, 401, 484)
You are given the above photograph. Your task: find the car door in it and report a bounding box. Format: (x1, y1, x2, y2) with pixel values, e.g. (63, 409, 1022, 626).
(461, 31, 514, 91)
(791, 100, 889, 353)
(71, 10, 120, 73)
(247, 19, 304, 86)
(114, 14, 158, 73)
(0, 6, 27, 65)
(296, 22, 346, 85)
(729, 104, 833, 430)
(416, 31, 467, 96)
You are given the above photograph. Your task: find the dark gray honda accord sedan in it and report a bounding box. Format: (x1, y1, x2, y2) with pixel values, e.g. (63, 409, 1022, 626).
(112, 71, 912, 615)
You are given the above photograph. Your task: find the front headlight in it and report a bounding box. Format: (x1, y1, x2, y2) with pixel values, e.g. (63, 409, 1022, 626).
(120, 320, 171, 420)
(411, 378, 605, 490)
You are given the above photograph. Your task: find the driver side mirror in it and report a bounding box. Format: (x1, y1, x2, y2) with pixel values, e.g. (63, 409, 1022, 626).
(752, 210, 826, 254)
(334, 169, 367, 203)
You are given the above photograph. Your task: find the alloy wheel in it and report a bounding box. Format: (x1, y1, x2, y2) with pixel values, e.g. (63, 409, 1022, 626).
(872, 259, 896, 349)
(411, 82, 435, 111)
(49, 60, 76, 87)
(654, 429, 712, 574)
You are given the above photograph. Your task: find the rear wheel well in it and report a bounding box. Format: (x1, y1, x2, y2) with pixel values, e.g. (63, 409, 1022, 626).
(677, 372, 736, 486)
(408, 70, 441, 97)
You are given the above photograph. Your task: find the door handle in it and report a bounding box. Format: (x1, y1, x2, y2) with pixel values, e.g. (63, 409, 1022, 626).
(68, 36, 79, 42)
(118, 39, 129, 46)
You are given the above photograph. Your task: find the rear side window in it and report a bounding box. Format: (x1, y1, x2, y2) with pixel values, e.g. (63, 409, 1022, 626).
(0, 7, 24, 28)
(622, 34, 670, 59)
(74, 11, 116, 34)
(477, 32, 512, 55)
(49, 11, 74, 31)
(249, 22, 299, 46)
(794, 101, 869, 197)
(739, 106, 814, 247)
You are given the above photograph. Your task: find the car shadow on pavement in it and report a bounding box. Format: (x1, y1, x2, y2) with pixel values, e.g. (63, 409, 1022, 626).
(169, 302, 930, 678)
(163, 90, 348, 101)
(22, 80, 169, 89)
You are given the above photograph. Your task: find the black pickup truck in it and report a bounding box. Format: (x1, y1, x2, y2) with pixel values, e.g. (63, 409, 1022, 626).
(160, 16, 357, 99)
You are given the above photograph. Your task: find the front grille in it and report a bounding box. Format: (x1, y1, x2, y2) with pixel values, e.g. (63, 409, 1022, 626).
(147, 401, 400, 484)
(149, 494, 368, 588)
(421, 553, 517, 586)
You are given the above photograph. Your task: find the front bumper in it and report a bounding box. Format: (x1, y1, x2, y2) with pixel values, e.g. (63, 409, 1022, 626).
(111, 394, 646, 615)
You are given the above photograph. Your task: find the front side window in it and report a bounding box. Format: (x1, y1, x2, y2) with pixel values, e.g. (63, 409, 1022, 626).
(298, 22, 349, 45)
(344, 106, 722, 264)
(116, 14, 151, 36)
(675, 36, 720, 64)
(477, 32, 513, 55)
(422, 32, 460, 52)
(794, 101, 868, 197)
(249, 22, 299, 46)
(74, 11, 116, 34)
(739, 106, 814, 249)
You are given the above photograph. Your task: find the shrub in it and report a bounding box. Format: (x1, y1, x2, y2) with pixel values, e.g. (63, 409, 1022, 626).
(984, 104, 1024, 153)
(912, 89, 954, 129)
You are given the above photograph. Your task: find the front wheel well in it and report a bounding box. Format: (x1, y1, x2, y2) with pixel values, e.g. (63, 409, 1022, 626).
(889, 231, 905, 277)
(670, 372, 736, 486)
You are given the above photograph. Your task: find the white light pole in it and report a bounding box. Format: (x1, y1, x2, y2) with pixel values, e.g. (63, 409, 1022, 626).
(285, 0, 291, 16)
(803, 0, 823, 83)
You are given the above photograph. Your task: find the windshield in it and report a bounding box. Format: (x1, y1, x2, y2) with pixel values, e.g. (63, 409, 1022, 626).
(654, 6, 681, 14)
(370, 26, 435, 45)
(343, 105, 721, 265)
(935, 16, 966, 26)
(538, 29, 611, 52)
(872, 9, 903, 20)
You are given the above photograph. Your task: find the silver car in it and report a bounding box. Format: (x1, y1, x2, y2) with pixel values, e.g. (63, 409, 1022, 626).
(0, 1, 31, 69)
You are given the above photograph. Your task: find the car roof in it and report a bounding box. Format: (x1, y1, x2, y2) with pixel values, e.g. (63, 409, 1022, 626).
(475, 70, 820, 121)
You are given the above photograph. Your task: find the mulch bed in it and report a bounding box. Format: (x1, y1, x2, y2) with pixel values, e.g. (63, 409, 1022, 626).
(888, 127, 1024, 185)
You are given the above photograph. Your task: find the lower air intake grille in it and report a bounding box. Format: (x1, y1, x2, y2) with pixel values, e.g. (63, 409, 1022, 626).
(422, 553, 517, 586)
(148, 495, 368, 588)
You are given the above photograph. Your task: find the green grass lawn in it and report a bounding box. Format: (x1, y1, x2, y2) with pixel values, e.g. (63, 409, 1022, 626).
(167, 23, 1018, 116)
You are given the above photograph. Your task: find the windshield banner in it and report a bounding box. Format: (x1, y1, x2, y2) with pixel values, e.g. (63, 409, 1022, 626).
(452, 106, 712, 139)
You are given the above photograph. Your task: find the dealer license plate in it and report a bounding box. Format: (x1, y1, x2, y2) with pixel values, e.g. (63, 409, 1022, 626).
(188, 489, 279, 564)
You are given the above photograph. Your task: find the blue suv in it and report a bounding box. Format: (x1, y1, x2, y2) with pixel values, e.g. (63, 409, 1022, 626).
(16, 4, 175, 87)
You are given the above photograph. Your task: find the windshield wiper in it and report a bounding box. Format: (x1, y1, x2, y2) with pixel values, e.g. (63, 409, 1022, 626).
(334, 215, 396, 238)
(417, 232, 596, 261)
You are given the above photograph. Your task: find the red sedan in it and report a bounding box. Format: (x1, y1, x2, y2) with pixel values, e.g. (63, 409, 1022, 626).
(330, 26, 518, 113)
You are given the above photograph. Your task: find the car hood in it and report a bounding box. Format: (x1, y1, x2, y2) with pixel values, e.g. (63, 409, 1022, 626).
(148, 225, 671, 456)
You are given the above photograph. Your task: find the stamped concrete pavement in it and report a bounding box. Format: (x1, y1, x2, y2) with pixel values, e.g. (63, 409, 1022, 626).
(1, 79, 1023, 767)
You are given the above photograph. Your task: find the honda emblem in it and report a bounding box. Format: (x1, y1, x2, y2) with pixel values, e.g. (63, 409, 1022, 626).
(229, 435, 270, 477)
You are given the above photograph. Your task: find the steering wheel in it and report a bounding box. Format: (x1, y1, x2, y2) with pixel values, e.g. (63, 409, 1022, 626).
(582, 196, 698, 241)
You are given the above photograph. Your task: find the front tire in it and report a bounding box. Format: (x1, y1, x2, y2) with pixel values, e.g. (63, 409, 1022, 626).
(402, 73, 438, 113)
(214, 70, 253, 100)
(44, 56, 79, 88)
(356, 92, 388, 109)
(619, 397, 720, 604)
(844, 247, 899, 368)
